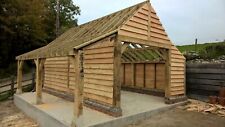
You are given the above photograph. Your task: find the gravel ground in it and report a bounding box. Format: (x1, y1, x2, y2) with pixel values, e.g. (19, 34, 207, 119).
(0, 100, 38, 127)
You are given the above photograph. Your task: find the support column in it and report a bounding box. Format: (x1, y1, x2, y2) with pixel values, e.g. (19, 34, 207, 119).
(164, 49, 171, 99)
(34, 58, 45, 104)
(71, 50, 84, 127)
(16, 60, 24, 94)
(113, 37, 122, 116)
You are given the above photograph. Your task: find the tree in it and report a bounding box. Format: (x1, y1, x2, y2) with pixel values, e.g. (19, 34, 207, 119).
(0, 0, 80, 77)
(47, 0, 80, 38)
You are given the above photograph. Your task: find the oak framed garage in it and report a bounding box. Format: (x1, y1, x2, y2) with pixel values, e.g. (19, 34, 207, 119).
(15, 0, 186, 126)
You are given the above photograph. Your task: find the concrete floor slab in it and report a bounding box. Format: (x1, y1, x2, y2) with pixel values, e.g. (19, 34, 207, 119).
(14, 91, 187, 127)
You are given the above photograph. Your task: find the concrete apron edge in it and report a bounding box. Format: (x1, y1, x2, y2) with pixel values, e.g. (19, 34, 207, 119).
(91, 101, 188, 127)
(14, 94, 188, 127)
(13, 94, 69, 127)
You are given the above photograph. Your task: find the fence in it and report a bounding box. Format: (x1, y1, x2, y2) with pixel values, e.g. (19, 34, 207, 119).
(0, 73, 35, 99)
(186, 64, 225, 101)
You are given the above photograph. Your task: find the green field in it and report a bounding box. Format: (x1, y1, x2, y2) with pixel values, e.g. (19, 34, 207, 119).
(176, 41, 225, 59)
(177, 41, 225, 53)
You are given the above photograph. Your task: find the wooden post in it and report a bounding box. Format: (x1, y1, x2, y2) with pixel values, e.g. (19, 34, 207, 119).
(16, 60, 24, 94)
(10, 76, 15, 96)
(71, 50, 84, 127)
(131, 63, 135, 86)
(165, 49, 171, 100)
(34, 58, 45, 104)
(31, 72, 35, 91)
(113, 37, 122, 109)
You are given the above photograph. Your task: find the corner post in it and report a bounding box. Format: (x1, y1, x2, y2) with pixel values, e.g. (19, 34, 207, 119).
(34, 58, 45, 104)
(165, 49, 171, 102)
(16, 60, 24, 94)
(113, 36, 122, 116)
(71, 50, 84, 127)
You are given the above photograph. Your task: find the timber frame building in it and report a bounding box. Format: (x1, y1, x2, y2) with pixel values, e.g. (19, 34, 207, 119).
(16, 1, 186, 125)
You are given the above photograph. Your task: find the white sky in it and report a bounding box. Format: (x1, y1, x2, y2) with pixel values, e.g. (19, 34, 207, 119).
(72, 0, 225, 45)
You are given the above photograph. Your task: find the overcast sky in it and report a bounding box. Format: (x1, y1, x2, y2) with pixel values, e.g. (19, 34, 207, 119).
(73, 0, 225, 45)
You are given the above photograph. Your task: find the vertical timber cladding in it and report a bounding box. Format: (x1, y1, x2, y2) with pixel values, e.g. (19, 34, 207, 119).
(44, 57, 71, 92)
(170, 46, 186, 96)
(83, 36, 115, 105)
(122, 63, 166, 91)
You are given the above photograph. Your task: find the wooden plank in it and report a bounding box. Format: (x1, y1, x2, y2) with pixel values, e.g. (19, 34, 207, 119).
(120, 24, 148, 35)
(46, 57, 68, 61)
(45, 78, 67, 85)
(119, 29, 148, 40)
(44, 85, 68, 92)
(84, 58, 114, 64)
(171, 79, 184, 83)
(84, 47, 114, 55)
(45, 61, 68, 65)
(171, 70, 184, 75)
(186, 68, 225, 74)
(113, 37, 121, 107)
(124, 64, 132, 86)
(186, 73, 225, 80)
(71, 50, 83, 122)
(84, 74, 113, 81)
(84, 78, 113, 86)
(125, 20, 148, 30)
(84, 88, 113, 98)
(44, 80, 67, 88)
(45, 64, 68, 68)
(84, 83, 113, 92)
(170, 90, 185, 96)
(84, 53, 113, 60)
(171, 58, 184, 63)
(156, 64, 165, 90)
(151, 32, 169, 41)
(171, 63, 185, 67)
(84, 92, 113, 104)
(84, 38, 114, 50)
(171, 82, 185, 87)
(133, 13, 148, 21)
(45, 67, 68, 72)
(84, 69, 113, 75)
(145, 64, 155, 89)
(131, 63, 135, 86)
(45, 71, 68, 76)
(135, 64, 144, 88)
(171, 75, 184, 79)
(151, 23, 164, 31)
(129, 16, 148, 26)
(16, 60, 24, 94)
(150, 28, 167, 36)
(187, 78, 225, 86)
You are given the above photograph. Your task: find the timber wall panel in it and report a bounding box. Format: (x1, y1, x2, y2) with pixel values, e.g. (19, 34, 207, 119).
(83, 38, 114, 105)
(118, 3, 172, 48)
(170, 46, 185, 96)
(135, 64, 144, 88)
(119, 4, 149, 41)
(44, 57, 71, 92)
(156, 64, 165, 90)
(145, 64, 155, 89)
(122, 63, 165, 92)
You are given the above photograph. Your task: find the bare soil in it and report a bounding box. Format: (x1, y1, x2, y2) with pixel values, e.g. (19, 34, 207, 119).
(0, 100, 38, 127)
(126, 106, 225, 127)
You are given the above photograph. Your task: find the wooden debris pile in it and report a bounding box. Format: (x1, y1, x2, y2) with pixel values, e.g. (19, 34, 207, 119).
(184, 99, 225, 117)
